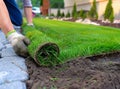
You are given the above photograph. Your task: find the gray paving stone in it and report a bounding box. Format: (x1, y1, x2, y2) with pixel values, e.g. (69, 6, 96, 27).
(0, 31, 7, 44)
(1, 47, 17, 57)
(0, 57, 28, 84)
(0, 81, 26, 89)
(0, 42, 5, 51)
(0, 30, 28, 89)
(5, 44, 12, 48)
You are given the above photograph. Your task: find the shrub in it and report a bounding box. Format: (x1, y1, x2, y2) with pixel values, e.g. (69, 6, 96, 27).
(57, 9, 61, 18)
(50, 13, 55, 17)
(83, 12, 87, 20)
(109, 11, 114, 23)
(79, 9, 87, 20)
(104, 0, 114, 23)
(72, 3, 77, 19)
(61, 12, 65, 17)
(88, 0, 98, 20)
(79, 9, 84, 17)
(66, 11, 71, 18)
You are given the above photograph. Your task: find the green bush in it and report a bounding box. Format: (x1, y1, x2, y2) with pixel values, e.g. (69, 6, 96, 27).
(72, 3, 77, 19)
(104, 0, 114, 23)
(57, 9, 61, 18)
(109, 11, 114, 23)
(66, 11, 71, 18)
(61, 12, 65, 17)
(88, 0, 98, 20)
(83, 13, 87, 20)
(50, 13, 55, 17)
(79, 9, 84, 17)
(79, 9, 87, 20)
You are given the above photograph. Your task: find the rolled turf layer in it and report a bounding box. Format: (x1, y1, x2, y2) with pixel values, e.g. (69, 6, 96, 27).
(22, 26, 60, 66)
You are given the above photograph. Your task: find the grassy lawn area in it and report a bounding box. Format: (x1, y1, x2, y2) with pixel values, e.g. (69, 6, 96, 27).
(25, 18, 120, 63)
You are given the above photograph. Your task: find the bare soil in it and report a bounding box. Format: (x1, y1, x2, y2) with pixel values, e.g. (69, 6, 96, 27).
(26, 52, 120, 89)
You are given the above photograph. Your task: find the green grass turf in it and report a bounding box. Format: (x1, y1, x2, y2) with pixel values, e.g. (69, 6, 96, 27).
(25, 18, 120, 63)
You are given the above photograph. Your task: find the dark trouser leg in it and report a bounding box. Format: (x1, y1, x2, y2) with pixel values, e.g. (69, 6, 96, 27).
(4, 0, 23, 26)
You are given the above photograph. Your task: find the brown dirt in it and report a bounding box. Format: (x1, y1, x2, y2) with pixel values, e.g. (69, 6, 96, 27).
(25, 52, 120, 89)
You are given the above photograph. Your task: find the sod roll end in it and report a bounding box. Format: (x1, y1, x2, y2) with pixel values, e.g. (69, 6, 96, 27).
(34, 42, 60, 66)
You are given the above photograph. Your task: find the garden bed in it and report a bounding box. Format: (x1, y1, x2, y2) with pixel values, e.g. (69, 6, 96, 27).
(26, 51, 120, 89)
(65, 18, 120, 28)
(93, 20, 120, 28)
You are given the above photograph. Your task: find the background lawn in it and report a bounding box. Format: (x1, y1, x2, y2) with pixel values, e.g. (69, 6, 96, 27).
(24, 18, 120, 63)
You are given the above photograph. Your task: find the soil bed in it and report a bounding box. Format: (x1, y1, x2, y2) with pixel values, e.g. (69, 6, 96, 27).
(26, 52, 120, 89)
(93, 20, 120, 28)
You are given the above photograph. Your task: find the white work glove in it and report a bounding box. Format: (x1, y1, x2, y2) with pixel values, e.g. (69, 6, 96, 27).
(27, 23, 34, 27)
(7, 31, 30, 57)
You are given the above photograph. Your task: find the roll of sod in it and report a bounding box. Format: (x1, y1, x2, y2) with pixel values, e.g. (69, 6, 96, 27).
(22, 26, 60, 66)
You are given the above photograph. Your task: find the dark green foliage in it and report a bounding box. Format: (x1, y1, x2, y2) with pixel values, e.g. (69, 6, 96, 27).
(79, 9, 87, 20)
(61, 12, 65, 17)
(57, 9, 61, 18)
(40, 0, 43, 6)
(79, 9, 84, 17)
(88, 0, 98, 20)
(109, 11, 114, 23)
(104, 0, 112, 19)
(17, 0, 64, 8)
(32, 0, 40, 7)
(66, 11, 71, 17)
(104, 0, 114, 23)
(72, 3, 77, 19)
(83, 13, 87, 20)
(50, 13, 55, 17)
(50, 0, 64, 8)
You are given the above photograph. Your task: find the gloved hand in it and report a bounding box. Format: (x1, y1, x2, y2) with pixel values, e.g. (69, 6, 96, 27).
(7, 30, 30, 57)
(27, 23, 34, 27)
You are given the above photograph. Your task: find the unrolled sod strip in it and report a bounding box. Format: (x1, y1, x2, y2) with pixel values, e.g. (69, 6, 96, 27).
(22, 26, 60, 66)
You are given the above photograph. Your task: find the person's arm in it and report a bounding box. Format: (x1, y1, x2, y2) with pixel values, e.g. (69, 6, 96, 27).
(24, 7, 33, 25)
(23, 0, 33, 26)
(0, 0, 14, 35)
(0, 0, 30, 57)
